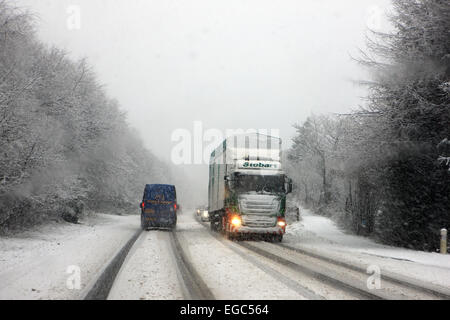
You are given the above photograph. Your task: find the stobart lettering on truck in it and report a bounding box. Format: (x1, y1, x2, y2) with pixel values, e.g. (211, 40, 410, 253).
(242, 161, 278, 169)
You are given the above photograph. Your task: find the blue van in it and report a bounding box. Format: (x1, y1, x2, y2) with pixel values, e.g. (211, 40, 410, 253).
(140, 184, 177, 230)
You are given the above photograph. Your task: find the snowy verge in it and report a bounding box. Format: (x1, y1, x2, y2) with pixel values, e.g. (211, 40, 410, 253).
(285, 207, 450, 288)
(0, 213, 139, 299)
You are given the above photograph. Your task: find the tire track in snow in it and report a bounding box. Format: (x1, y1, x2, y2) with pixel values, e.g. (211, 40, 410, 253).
(212, 235, 324, 300)
(169, 230, 215, 300)
(238, 241, 382, 300)
(84, 228, 142, 300)
(195, 215, 351, 299)
(242, 241, 446, 300)
(276, 243, 450, 300)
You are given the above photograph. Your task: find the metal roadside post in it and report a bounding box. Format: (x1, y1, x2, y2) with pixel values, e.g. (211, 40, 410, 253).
(441, 228, 447, 254)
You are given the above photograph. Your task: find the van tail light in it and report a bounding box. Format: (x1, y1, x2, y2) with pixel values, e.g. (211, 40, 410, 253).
(141, 201, 145, 209)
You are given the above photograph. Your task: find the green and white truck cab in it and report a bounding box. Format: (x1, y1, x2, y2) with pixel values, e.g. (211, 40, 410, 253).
(208, 133, 292, 242)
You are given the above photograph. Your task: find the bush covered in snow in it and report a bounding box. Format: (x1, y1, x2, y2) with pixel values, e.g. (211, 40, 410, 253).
(286, 0, 450, 251)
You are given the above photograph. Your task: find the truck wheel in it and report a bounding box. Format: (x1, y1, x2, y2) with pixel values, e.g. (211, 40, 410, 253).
(210, 213, 220, 232)
(220, 216, 227, 235)
(275, 234, 283, 242)
(224, 222, 232, 240)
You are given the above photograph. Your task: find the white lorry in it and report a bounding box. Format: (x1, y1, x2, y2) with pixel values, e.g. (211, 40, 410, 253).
(208, 133, 292, 242)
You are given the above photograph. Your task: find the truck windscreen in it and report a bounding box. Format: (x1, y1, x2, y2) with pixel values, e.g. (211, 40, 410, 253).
(234, 175, 285, 194)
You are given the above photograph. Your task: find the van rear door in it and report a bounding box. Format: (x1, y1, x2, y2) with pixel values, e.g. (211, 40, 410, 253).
(143, 185, 177, 226)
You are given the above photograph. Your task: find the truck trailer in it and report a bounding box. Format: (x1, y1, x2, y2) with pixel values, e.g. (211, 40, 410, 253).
(208, 133, 292, 242)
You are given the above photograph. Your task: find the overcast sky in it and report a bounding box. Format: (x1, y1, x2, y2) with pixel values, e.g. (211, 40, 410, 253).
(16, 0, 392, 205)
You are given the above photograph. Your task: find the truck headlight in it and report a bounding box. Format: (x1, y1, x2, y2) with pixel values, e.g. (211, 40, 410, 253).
(231, 215, 241, 227)
(277, 219, 286, 227)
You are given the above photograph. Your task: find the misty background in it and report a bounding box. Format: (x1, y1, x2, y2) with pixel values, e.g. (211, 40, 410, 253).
(14, 0, 392, 207)
(2, 0, 449, 251)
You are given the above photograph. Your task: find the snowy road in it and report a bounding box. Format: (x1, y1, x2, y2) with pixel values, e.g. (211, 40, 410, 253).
(2, 210, 448, 300)
(109, 212, 308, 300)
(106, 211, 450, 300)
(108, 230, 184, 300)
(0, 214, 139, 299)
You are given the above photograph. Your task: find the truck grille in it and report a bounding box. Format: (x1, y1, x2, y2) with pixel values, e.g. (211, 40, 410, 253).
(241, 215, 277, 228)
(239, 194, 280, 215)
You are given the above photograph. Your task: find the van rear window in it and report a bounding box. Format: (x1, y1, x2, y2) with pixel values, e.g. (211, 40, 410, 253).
(145, 185, 176, 201)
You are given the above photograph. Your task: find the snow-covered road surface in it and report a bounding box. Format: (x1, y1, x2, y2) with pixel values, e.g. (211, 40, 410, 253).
(0, 213, 139, 300)
(285, 207, 450, 288)
(106, 211, 449, 300)
(110, 212, 309, 300)
(108, 231, 183, 300)
(173, 213, 306, 299)
(239, 241, 444, 299)
(1, 208, 449, 300)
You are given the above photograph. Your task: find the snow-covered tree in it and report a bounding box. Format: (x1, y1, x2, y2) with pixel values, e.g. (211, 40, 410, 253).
(287, 0, 450, 249)
(0, 1, 171, 231)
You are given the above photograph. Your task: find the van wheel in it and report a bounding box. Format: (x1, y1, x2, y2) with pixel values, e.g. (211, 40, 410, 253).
(141, 215, 148, 230)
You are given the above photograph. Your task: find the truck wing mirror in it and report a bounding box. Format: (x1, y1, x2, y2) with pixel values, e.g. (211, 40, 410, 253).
(285, 178, 293, 194)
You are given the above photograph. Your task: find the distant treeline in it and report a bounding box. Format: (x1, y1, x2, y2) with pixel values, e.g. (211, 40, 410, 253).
(286, 0, 450, 251)
(0, 1, 169, 231)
